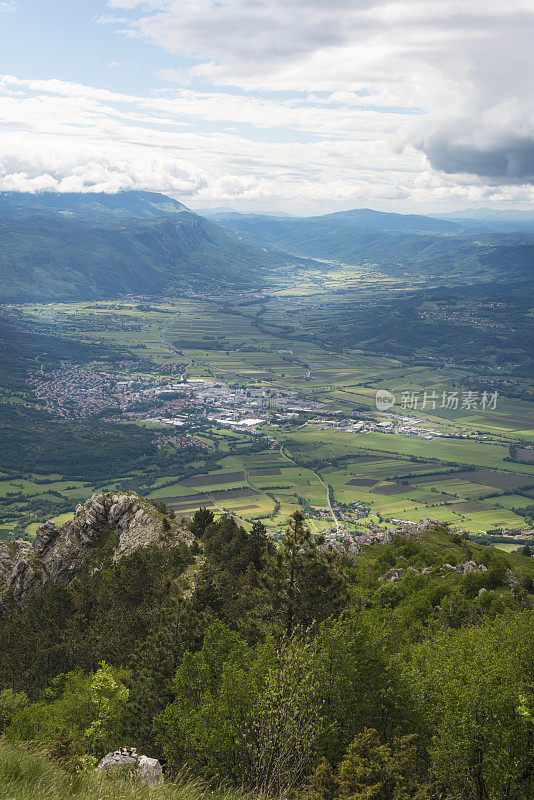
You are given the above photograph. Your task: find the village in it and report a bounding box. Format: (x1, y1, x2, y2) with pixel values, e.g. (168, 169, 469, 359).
(27, 362, 459, 442)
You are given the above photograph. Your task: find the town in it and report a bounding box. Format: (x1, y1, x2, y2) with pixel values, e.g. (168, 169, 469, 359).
(28, 362, 465, 442)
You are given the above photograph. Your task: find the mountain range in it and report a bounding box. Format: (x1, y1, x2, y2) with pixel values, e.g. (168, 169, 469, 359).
(0, 191, 533, 302)
(0, 192, 295, 302)
(207, 208, 534, 282)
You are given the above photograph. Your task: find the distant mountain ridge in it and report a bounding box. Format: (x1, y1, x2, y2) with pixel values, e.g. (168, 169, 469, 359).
(430, 208, 534, 233)
(209, 208, 534, 282)
(1, 192, 532, 302)
(307, 207, 463, 233)
(0, 190, 189, 222)
(207, 206, 463, 233)
(0, 192, 298, 302)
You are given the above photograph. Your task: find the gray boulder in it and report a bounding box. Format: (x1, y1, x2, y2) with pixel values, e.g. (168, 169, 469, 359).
(379, 567, 405, 584)
(96, 747, 163, 784)
(137, 755, 164, 784)
(97, 747, 138, 773)
(455, 560, 478, 574)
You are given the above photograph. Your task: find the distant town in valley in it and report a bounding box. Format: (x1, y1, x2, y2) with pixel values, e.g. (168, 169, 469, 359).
(2, 271, 533, 552)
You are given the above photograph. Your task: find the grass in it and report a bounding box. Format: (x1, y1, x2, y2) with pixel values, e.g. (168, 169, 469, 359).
(494, 543, 524, 553)
(0, 742, 248, 800)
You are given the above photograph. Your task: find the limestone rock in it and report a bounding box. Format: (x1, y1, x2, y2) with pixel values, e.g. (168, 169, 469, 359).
(401, 518, 442, 538)
(137, 754, 164, 784)
(440, 561, 489, 577)
(96, 747, 163, 785)
(379, 567, 405, 583)
(97, 747, 138, 772)
(322, 535, 360, 563)
(506, 569, 519, 590)
(455, 560, 478, 574)
(0, 492, 192, 610)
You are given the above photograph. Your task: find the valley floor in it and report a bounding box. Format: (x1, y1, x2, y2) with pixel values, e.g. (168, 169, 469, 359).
(1, 267, 533, 547)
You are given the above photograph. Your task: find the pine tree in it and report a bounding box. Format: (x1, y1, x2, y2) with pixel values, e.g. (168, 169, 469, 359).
(265, 511, 346, 636)
(250, 520, 268, 569)
(190, 506, 215, 538)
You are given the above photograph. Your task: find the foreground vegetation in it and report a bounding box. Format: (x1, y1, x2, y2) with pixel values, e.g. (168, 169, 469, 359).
(0, 507, 533, 799)
(0, 740, 247, 800)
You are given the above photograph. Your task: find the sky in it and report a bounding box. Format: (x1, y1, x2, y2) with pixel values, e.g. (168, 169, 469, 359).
(1, 0, 534, 214)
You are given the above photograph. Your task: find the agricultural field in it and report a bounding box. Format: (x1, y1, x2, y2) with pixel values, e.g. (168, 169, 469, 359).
(3, 283, 533, 541)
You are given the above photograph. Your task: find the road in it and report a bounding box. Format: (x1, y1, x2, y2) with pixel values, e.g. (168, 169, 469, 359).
(276, 441, 340, 534)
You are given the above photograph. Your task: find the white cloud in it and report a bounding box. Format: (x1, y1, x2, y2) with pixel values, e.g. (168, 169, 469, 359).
(1, 1, 534, 210)
(105, 0, 534, 188)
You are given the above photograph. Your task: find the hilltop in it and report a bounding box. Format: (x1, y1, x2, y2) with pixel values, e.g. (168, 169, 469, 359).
(0, 491, 192, 609)
(0, 496, 532, 798)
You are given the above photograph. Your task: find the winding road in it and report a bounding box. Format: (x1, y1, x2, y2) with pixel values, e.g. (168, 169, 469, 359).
(276, 441, 340, 534)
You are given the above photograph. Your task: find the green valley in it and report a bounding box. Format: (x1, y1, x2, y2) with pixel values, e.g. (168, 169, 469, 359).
(2, 251, 533, 549)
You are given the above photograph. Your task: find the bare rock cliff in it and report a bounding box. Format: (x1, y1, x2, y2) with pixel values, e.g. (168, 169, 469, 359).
(0, 492, 192, 608)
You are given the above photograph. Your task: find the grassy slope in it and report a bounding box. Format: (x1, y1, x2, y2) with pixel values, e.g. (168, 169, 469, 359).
(0, 742, 247, 800)
(356, 525, 534, 581)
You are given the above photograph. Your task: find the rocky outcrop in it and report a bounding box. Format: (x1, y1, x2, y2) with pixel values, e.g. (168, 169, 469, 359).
(96, 746, 163, 784)
(379, 567, 405, 584)
(379, 559, 492, 583)
(381, 518, 443, 544)
(322, 534, 361, 562)
(441, 561, 488, 575)
(506, 569, 520, 591)
(0, 492, 192, 609)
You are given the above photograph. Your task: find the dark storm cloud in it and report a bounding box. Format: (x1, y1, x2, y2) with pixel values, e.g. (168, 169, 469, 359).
(419, 135, 534, 184)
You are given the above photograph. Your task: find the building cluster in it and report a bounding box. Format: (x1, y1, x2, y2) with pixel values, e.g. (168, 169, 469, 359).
(417, 301, 511, 331)
(27, 367, 461, 444)
(27, 367, 326, 428)
(152, 431, 208, 450)
(28, 366, 142, 418)
(146, 379, 325, 428)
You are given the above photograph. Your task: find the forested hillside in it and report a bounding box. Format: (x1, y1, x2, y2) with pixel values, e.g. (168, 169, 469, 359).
(0, 192, 316, 302)
(210, 211, 534, 282)
(0, 211, 283, 301)
(0, 500, 532, 799)
(0, 190, 190, 222)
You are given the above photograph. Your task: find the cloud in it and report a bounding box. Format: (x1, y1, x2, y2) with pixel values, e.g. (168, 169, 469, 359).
(105, 0, 534, 186)
(2, 71, 534, 212)
(2, 1, 534, 210)
(414, 131, 534, 184)
(0, 133, 208, 195)
(410, 89, 534, 185)
(0, 74, 419, 201)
